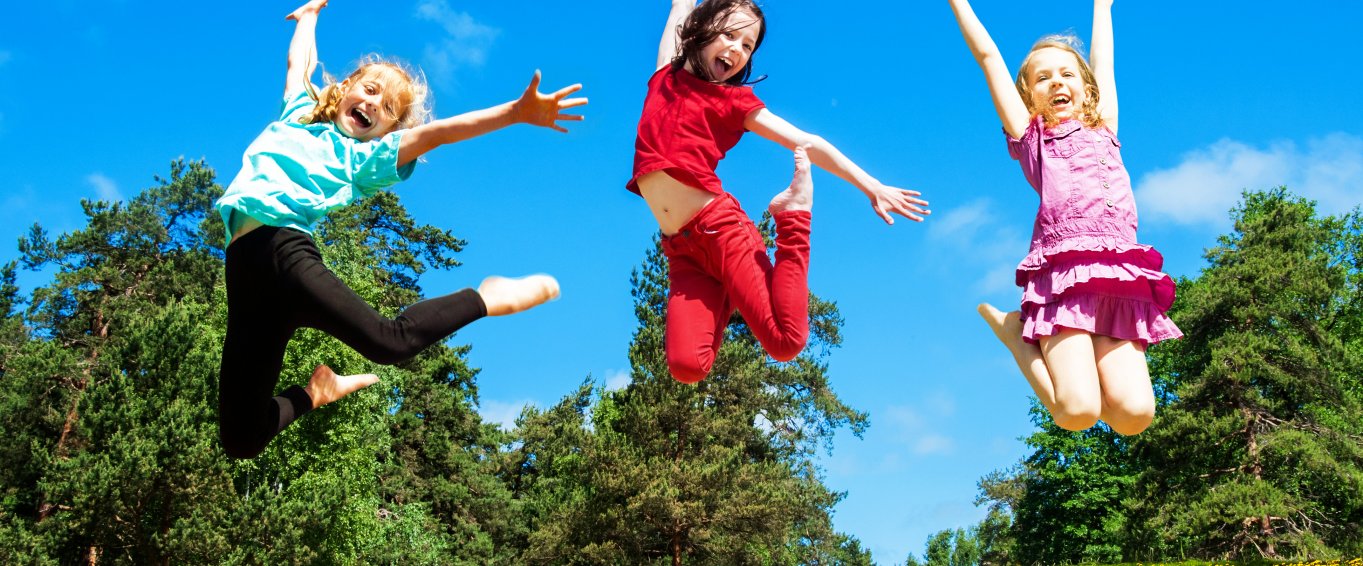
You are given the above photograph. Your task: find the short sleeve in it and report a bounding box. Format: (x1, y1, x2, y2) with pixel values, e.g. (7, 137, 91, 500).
(1006, 117, 1041, 161)
(350, 130, 416, 197)
(729, 87, 765, 130)
(280, 88, 318, 123)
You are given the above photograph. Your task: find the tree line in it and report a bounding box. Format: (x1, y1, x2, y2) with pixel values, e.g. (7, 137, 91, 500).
(1, 160, 1357, 565)
(0, 160, 872, 565)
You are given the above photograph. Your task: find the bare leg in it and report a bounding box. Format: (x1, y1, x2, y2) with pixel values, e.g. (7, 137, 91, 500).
(768, 144, 814, 215)
(977, 303, 1057, 410)
(303, 364, 379, 410)
(478, 274, 561, 317)
(1038, 329, 1103, 431)
(1094, 336, 1155, 435)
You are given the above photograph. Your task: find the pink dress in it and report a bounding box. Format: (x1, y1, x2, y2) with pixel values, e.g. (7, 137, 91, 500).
(1007, 117, 1182, 346)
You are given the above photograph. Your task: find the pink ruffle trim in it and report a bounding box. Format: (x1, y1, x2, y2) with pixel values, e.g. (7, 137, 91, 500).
(1022, 294, 1183, 346)
(1016, 234, 1182, 346)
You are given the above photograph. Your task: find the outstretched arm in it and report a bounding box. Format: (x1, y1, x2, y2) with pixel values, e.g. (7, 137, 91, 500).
(397, 71, 587, 167)
(746, 109, 929, 224)
(657, 0, 695, 71)
(284, 0, 328, 96)
(947, 0, 1030, 138)
(1090, 0, 1118, 133)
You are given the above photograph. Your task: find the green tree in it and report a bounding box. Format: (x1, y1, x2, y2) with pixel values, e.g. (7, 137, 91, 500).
(1010, 406, 1131, 564)
(511, 224, 872, 565)
(1125, 188, 1363, 560)
(0, 160, 510, 563)
(905, 527, 981, 566)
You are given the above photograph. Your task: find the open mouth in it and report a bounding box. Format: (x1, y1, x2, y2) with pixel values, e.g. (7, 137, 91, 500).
(1050, 95, 1071, 108)
(713, 56, 733, 77)
(349, 107, 373, 129)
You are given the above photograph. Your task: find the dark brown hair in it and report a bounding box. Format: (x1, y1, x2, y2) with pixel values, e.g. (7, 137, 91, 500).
(671, 0, 766, 85)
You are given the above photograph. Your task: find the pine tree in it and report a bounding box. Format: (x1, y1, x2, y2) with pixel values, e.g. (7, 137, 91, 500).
(0, 160, 511, 563)
(1125, 188, 1363, 560)
(512, 221, 873, 565)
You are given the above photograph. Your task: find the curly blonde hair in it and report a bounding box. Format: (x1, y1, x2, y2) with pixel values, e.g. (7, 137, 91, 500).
(301, 55, 431, 132)
(1013, 35, 1105, 129)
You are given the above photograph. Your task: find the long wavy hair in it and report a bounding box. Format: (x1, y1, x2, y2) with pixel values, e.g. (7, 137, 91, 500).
(1014, 35, 1105, 129)
(300, 55, 431, 132)
(671, 0, 767, 85)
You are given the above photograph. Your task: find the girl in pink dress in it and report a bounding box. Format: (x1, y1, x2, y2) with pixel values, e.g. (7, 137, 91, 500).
(631, 0, 931, 383)
(949, 0, 1181, 435)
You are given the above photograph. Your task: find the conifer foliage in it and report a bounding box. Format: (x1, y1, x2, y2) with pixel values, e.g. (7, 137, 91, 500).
(948, 188, 1363, 564)
(0, 161, 874, 564)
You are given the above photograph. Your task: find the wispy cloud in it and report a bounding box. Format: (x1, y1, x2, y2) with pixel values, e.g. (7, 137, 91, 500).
(1136, 133, 1363, 229)
(602, 369, 631, 391)
(86, 173, 122, 202)
(928, 198, 1027, 296)
(884, 398, 957, 456)
(414, 0, 500, 88)
(478, 398, 535, 431)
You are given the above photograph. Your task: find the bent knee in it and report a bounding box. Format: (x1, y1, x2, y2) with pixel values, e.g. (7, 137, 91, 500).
(1051, 404, 1101, 432)
(667, 352, 713, 384)
(219, 432, 265, 460)
(764, 335, 808, 362)
(1107, 407, 1155, 436)
(668, 364, 709, 384)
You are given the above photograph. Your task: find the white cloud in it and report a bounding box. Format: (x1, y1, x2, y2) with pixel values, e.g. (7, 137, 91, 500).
(414, 0, 500, 87)
(929, 198, 1028, 297)
(86, 173, 122, 202)
(884, 401, 957, 456)
(975, 263, 1018, 298)
(603, 369, 631, 391)
(1136, 133, 1363, 228)
(912, 434, 955, 456)
(478, 398, 535, 431)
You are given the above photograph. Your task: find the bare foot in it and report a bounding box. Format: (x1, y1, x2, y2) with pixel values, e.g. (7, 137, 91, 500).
(478, 274, 560, 317)
(304, 364, 379, 410)
(768, 144, 814, 216)
(976, 303, 1054, 407)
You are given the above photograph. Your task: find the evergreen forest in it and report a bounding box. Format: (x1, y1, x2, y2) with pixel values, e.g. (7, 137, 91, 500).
(0, 160, 1359, 564)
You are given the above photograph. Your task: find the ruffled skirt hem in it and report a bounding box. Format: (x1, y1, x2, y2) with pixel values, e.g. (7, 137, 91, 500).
(1017, 244, 1182, 346)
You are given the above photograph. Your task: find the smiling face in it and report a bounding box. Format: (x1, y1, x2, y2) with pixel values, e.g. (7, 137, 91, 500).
(695, 8, 761, 83)
(1023, 47, 1090, 122)
(334, 71, 403, 142)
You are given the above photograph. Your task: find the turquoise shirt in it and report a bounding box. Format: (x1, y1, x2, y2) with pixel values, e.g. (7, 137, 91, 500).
(216, 88, 416, 245)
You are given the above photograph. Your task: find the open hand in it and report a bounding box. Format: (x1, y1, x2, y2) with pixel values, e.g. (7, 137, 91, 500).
(513, 71, 588, 133)
(286, 0, 328, 21)
(868, 182, 930, 224)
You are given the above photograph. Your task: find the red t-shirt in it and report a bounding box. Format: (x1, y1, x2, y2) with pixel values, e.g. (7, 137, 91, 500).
(627, 66, 766, 195)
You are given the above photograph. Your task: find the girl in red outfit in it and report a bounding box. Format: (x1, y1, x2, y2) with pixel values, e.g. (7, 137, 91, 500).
(630, 0, 932, 383)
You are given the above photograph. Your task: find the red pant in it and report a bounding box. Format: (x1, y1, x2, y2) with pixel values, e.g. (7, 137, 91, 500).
(661, 193, 812, 383)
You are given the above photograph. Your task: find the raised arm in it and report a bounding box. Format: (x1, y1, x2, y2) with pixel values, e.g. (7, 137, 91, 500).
(745, 109, 929, 224)
(657, 0, 696, 71)
(284, 0, 328, 96)
(1090, 0, 1118, 133)
(947, 0, 1030, 138)
(397, 71, 587, 167)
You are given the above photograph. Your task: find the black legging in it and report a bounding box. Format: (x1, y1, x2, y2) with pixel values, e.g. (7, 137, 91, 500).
(218, 226, 486, 459)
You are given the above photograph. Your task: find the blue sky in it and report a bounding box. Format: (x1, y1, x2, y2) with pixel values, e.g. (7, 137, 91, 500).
(3, 1, 1361, 562)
